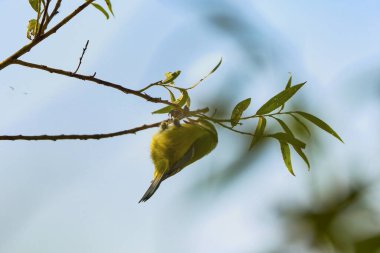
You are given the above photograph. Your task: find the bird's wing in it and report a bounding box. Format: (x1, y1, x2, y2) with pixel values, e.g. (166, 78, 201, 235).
(164, 144, 195, 179)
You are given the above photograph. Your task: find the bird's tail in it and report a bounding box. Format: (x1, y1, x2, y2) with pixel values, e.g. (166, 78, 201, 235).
(139, 174, 164, 203)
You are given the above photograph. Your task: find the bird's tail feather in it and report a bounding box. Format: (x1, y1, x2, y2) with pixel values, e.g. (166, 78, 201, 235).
(139, 174, 164, 203)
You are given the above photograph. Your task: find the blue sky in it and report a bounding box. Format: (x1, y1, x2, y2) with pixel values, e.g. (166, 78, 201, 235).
(1, 1, 380, 252)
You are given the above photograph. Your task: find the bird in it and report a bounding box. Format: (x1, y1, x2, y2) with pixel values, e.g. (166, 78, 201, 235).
(139, 119, 218, 203)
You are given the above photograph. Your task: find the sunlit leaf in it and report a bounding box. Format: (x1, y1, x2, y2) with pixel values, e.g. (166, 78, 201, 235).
(164, 87, 176, 102)
(152, 90, 189, 114)
(289, 114, 311, 136)
(26, 19, 39, 40)
(91, 3, 109, 19)
(268, 132, 306, 149)
(279, 141, 295, 176)
(295, 111, 343, 142)
(29, 0, 40, 12)
(162, 71, 181, 85)
(249, 116, 266, 150)
(256, 82, 305, 115)
(231, 98, 251, 127)
(104, 0, 114, 16)
(187, 58, 222, 90)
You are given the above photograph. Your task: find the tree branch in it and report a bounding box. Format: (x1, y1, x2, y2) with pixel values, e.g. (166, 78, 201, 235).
(13, 59, 174, 106)
(0, 122, 161, 141)
(0, 0, 95, 70)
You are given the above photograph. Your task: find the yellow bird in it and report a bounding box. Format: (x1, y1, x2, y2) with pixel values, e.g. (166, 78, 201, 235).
(139, 119, 218, 202)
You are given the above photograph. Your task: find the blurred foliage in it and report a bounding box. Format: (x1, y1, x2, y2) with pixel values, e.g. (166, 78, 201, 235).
(274, 175, 380, 253)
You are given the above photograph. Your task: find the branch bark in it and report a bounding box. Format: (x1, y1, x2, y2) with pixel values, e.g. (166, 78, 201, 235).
(13, 59, 174, 106)
(0, 122, 161, 141)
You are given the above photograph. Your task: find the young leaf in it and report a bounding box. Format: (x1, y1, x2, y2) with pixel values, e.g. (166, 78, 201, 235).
(91, 3, 110, 19)
(29, 0, 40, 12)
(268, 132, 306, 149)
(152, 90, 189, 114)
(286, 75, 292, 89)
(279, 141, 295, 176)
(209, 57, 223, 75)
(256, 82, 306, 115)
(273, 117, 310, 169)
(279, 75, 292, 111)
(231, 98, 251, 127)
(187, 58, 222, 90)
(289, 114, 311, 136)
(162, 71, 181, 85)
(27, 19, 39, 40)
(249, 116, 266, 150)
(104, 0, 114, 16)
(295, 111, 343, 142)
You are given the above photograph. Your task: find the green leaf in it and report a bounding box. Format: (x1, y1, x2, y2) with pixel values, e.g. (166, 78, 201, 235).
(273, 117, 310, 169)
(187, 58, 222, 90)
(249, 116, 266, 150)
(162, 71, 181, 84)
(289, 114, 311, 136)
(104, 0, 114, 16)
(152, 90, 189, 114)
(91, 3, 110, 19)
(279, 141, 295, 176)
(279, 75, 292, 111)
(294, 147, 310, 170)
(230, 98, 251, 127)
(295, 111, 343, 142)
(209, 57, 223, 75)
(29, 0, 39, 12)
(256, 82, 306, 115)
(26, 19, 39, 40)
(286, 75, 292, 89)
(268, 132, 306, 149)
(164, 87, 176, 102)
(273, 117, 293, 136)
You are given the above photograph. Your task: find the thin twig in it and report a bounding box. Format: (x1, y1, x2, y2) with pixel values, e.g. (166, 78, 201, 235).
(13, 59, 175, 106)
(0, 122, 161, 141)
(74, 40, 89, 73)
(45, 0, 62, 28)
(37, 0, 51, 37)
(0, 0, 95, 70)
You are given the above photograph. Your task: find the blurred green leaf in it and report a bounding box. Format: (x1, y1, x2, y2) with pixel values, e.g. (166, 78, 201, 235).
(279, 141, 295, 176)
(256, 82, 305, 115)
(152, 90, 189, 114)
(268, 132, 306, 149)
(273, 117, 310, 169)
(249, 116, 266, 150)
(162, 71, 181, 84)
(289, 114, 311, 136)
(91, 3, 109, 19)
(230, 98, 251, 127)
(104, 0, 114, 16)
(295, 111, 343, 142)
